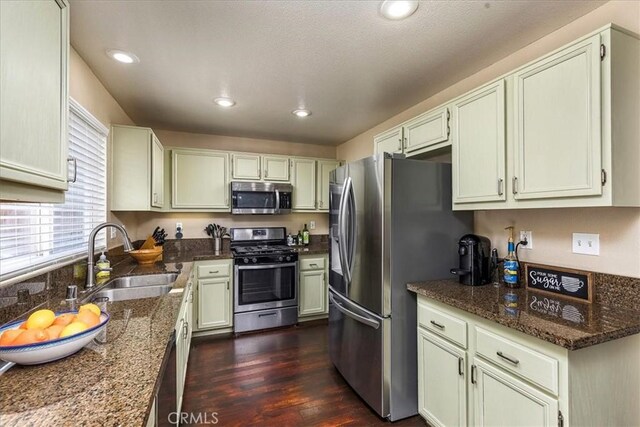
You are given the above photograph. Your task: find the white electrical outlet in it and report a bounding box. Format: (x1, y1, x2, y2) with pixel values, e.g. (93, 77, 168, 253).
(519, 231, 533, 249)
(572, 233, 600, 255)
(309, 221, 316, 230)
(176, 222, 183, 230)
(110, 227, 117, 239)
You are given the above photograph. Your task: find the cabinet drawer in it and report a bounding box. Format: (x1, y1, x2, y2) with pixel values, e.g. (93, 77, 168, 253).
(418, 303, 467, 349)
(475, 326, 559, 395)
(197, 263, 231, 279)
(299, 257, 325, 271)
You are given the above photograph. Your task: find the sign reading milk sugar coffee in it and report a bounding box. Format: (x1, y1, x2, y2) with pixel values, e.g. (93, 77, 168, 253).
(525, 263, 593, 303)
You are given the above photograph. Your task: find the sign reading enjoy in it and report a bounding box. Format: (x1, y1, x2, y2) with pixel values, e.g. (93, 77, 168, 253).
(525, 263, 593, 303)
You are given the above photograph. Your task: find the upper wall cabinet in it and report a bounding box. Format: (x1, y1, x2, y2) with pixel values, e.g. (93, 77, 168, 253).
(0, 0, 69, 202)
(172, 149, 229, 210)
(404, 107, 451, 155)
(452, 80, 506, 204)
(110, 125, 165, 211)
(512, 34, 602, 200)
(316, 160, 340, 211)
(374, 127, 403, 156)
(231, 153, 290, 182)
(452, 26, 639, 210)
(291, 158, 317, 210)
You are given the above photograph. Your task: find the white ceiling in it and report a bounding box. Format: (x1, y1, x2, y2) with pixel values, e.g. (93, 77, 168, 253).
(70, 0, 605, 146)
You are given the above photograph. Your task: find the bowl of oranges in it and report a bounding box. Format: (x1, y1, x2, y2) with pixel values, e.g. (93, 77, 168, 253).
(0, 303, 109, 365)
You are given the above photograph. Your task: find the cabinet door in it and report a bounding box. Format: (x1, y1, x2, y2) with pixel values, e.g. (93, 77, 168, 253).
(151, 134, 164, 208)
(184, 288, 193, 369)
(198, 277, 232, 329)
(418, 329, 467, 427)
(299, 270, 326, 317)
(452, 81, 506, 203)
(263, 156, 290, 181)
(316, 160, 340, 211)
(405, 108, 450, 154)
(0, 0, 69, 191)
(291, 158, 317, 210)
(473, 359, 558, 427)
(374, 126, 403, 155)
(172, 150, 229, 209)
(176, 317, 185, 414)
(513, 34, 602, 200)
(232, 153, 261, 180)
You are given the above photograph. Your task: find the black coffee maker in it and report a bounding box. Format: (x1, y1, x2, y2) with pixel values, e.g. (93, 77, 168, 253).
(450, 234, 491, 286)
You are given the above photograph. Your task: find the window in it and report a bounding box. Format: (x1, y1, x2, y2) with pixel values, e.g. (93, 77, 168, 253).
(0, 99, 107, 282)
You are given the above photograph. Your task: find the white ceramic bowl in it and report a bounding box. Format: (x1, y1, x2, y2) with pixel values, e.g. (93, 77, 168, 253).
(0, 311, 109, 365)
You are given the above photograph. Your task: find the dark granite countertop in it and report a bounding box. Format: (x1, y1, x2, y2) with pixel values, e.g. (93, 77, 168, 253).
(291, 241, 329, 256)
(407, 279, 640, 350)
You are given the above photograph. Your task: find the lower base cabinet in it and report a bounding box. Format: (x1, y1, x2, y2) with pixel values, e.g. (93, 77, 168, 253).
(194, 260, 233, 331)
(176, 280, 193, 415)
(298, 254, 329, 319)
(417, 295, 640, 427)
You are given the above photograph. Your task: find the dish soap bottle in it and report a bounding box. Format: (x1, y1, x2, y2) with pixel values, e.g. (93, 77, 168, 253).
(302, 224, 310, 246)
(503, 226, 519, 288)
(96, 252, 110, 278)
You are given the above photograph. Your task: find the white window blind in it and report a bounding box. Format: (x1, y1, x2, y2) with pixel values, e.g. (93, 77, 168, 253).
(0, 99, 108, 282)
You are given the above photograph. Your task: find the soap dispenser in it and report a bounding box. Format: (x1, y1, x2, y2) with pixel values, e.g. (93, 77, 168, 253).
(96, 252, 111, 278)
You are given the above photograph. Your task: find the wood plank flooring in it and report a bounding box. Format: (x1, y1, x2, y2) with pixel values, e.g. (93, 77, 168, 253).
(182, 321, 427, 427)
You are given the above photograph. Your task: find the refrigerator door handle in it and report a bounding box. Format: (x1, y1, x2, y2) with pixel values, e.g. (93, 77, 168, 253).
(346, 179, 357, 281)
(338, 176, 353, 284)
(330, 293, 380, 329)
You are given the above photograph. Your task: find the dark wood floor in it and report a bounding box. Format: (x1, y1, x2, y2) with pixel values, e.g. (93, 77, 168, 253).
(182, 321, 427, 427)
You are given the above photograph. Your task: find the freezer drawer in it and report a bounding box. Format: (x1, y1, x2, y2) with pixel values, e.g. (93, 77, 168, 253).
(328, 289, 390, 419)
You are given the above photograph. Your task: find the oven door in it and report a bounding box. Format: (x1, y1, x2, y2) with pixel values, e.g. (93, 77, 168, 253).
(234, 262, 298, 313)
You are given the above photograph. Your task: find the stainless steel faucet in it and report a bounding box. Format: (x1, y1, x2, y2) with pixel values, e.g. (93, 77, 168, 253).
(86, 222, 134, 290)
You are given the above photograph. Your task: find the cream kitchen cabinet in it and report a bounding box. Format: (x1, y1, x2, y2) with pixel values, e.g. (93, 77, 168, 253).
(316, 160, 340, 211)
(176, 278, 193, 415)
(231, 153, 290, 182)
(195, 260, 233, 331)
(404, 107, 451, 156)
(452, 80, 506, 204)
(417, 295, 640, 427)
(453, 25, 639, 210)
(298, 255, 329, 318)
(171, 148, 229, 210)
(0, 0, 69, 202)
(374, 126, 403, 155)
(110, 125, 165, 211)
(291, 158, 317, 210)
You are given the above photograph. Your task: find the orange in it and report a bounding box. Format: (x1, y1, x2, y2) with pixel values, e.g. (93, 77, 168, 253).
(76, 310, 100, 328)
(79, 303, 101, 317)
(45, 324, 64, 340)
(25, 309, 55, 330)
(53, 313, 76, 327)
(18, 321, 27, 330)
(11, 328, 48, 346)
(0, 329, 24, 346)
(60, 321, 88, 338)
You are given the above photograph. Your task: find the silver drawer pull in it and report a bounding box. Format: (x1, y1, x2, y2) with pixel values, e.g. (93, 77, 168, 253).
(497, 351, 520, 366)
(430, 320, 445, 330)
(309, 263, 318, 267)
(209, 270, 219, 274)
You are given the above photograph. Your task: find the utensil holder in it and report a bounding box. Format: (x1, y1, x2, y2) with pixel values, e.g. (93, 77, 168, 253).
(214, 237, 221, 254)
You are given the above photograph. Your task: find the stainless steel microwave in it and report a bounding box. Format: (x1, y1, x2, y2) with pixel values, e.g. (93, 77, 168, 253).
(231, 182, 293, 214)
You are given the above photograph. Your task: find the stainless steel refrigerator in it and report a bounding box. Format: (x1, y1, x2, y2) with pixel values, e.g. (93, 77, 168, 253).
(328, 153, 473, 421)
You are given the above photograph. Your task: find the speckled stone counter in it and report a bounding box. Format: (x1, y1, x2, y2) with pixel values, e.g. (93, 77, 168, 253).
(0, 262, 192, 426)
(291, 241, 329, 256)
(407, 279, 640, 350)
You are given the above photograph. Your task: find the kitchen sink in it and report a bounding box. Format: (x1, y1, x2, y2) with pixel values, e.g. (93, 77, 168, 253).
(88, 273, 178, 302)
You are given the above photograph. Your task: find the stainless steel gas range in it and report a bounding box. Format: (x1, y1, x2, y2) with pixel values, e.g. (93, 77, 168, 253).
(230, 227, 298, 333)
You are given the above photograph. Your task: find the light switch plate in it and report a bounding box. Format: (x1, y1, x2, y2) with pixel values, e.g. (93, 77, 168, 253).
(572, 233, 599, 255)
(309, 221, 316, 230)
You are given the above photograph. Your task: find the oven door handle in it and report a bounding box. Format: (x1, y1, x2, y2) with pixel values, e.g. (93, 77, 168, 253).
(236, 262, 298, 270)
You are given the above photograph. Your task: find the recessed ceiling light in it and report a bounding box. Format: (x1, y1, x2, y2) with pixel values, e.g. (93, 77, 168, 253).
(379, 1, 419, 20)
(292, 109, 311, 118)
(106, 49, 139, 64)
(214, 97, 236, 108)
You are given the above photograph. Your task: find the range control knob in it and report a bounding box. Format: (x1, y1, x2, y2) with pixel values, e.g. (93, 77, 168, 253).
(278, 256, 284, 262)
(285, 256, 292, 262)
(243, 258, 249, 264)
(251, 257, 258, 264)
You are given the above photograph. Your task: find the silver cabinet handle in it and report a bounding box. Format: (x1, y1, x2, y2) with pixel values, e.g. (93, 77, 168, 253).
(264, 169, 268, 178)
(497, 351, 520, 366)
(67, 156, 77, 183)
(512, 177, 518, 194)
(183, 321, 188, 339)
(430, 320, 445, 330)
(209, 270, 219, 274)
(458, 357, 464, 376)
(397, 138, 402, 151)
(309, 263, 318, 268)
(471, 365, 477, 384)
(497, 178, 504, 195)
(226, 280, 229, 290)
(403, 137, 407, 149)
(319, 200, 323, 208)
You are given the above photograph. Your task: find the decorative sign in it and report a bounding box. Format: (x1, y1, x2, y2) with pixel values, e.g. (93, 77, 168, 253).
(525, 263, 593, 303)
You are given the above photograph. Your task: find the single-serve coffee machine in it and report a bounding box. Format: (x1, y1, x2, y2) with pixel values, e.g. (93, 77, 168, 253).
(450, 234, 491, 286)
